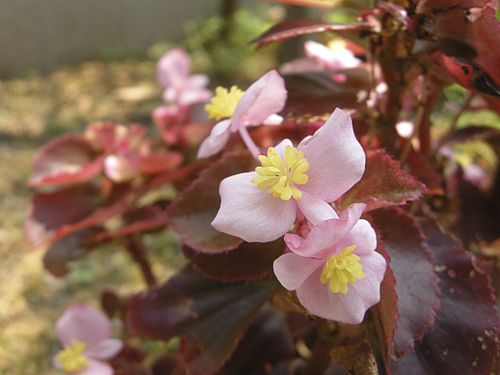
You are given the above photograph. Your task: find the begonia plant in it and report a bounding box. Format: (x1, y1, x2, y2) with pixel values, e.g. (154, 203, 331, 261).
(27, 1, 500, 374)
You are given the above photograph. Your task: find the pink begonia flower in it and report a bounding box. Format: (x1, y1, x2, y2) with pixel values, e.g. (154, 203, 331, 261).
(89, 124, 143, 183)
(54, 305, 123, 375)
(274, 203, 386, 324)
(305, 40, 361, 70)
(157, 48, 212, 107)
(103, 149, 139, 183)
(211, 108, 365, 242)
(197, 70, 287, 159)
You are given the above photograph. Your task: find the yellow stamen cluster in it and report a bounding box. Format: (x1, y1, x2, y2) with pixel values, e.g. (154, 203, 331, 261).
(252, 145, 309, 201)
(321, 245, 365, 294)
(204, 86, 244, 121)
(327, 39, 348, 53)
(56, 340, 89, 373)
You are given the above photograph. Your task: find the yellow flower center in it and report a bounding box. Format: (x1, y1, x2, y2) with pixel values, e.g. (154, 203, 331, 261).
(204, 86, 244, 121)
(327, 39, 348, 53)
(252, 145, 309, 201)
(320, 245, 365, 294)
(56, 340, 89, 373)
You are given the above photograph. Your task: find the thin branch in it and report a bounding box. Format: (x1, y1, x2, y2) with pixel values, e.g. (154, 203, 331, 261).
(124, 235, 157, 287)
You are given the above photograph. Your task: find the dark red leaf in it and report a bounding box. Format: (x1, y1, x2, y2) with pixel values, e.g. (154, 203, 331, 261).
(139, 152, 183, 175)
(29, 134, 102, 187)
(438, 125, 500, 147)
(26, 185, 102, 245)
(110, 344, 148, 375)
(390, 218, 500, 375)
(183, 238, 285, 282)
(338, 150, 427, 211)
(371, 208, 440, 358)
(283, 71, 365, 115)
(455, 170, 500, 245)
(427, 3, 500, 95)
(254, 19, 369, 48)
(27, 184, 135, 247)
(219, 309, 295, 375)
(405, 147, 443, 191)
(126, 267, 274, 375)
(151, 355, 178, 375)
(167, 151, 256, 253)
(43, 228, 101, 277)
(372, 239, 399, 363)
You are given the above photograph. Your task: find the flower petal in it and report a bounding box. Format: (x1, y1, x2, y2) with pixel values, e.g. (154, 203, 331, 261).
(212, 172, 297, 242)
(56, 305, 111, 347)
(76, 359, 114, 375)
(335, 219, 377, 256)
(305, 41, 360, 69)
(262, 114, 284, 126)
(299, 108, 365, 202)
(296, 192, 338, 225)
(86, 339, 123, 360)
(156, 48, 190, 87)
(178, 87, 213, 107)
(103, 152, 139, 182)
(197, 119, 231, 159)
(285, 203, 365, 258)
(186, 74, 210, 89)
(230, 70, 287, 131)
(273, 253, 323, 290)
(296, 251, 386, 324)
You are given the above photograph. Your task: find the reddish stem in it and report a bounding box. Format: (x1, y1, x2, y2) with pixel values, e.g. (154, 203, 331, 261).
(124, 235, 157, 287)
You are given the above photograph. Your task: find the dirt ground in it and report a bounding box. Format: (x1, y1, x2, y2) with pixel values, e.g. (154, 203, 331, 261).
(0, 59, 184, 374)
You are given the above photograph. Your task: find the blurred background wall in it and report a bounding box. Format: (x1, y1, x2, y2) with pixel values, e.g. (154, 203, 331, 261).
(0, 0, 224, 77)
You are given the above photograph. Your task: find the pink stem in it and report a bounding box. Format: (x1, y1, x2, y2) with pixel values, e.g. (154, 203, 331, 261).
(239, 126, 261, 158)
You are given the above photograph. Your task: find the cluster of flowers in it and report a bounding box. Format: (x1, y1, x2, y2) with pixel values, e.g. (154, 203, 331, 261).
(154, 49, 386, 324)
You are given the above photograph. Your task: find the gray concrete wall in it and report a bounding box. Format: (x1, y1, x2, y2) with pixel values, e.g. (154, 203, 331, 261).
(0, 0, 221, 77)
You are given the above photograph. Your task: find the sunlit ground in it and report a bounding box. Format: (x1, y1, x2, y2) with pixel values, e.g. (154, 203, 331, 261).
(0, 59, 188, 375)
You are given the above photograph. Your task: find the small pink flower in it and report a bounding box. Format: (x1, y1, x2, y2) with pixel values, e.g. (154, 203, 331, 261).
(88, 124, 144, 183)
(103, 150, 139, 183)
(54, 305, 123, 375)
(305, 40, 361, 70)
(273, 203, 386, 324)
(157, 48, 212, 107)
(197, 70, 287, 159)
(211, 108, 365, 242)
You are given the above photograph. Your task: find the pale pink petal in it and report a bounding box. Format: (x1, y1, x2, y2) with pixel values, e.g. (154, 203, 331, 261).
(305, 41, 360, 69)
(335, 219, 377, 256)
(86, 339, 123, 360)
(296, 192, 337, 225)
(76, 359, 113, 375)
(186, 74, 210, 89)
(299, 108, 365, 202)
(396, 120, 414, 138)
(212, 172, 297, 242)
(178, 88, 213, 107)
(152, 105, 182, 127)
(262, 114, 284, 126)
(296, 251, 386, 324)
(162, 87, 178, 103)
(230, 70, 287, 131)
(285, 203, 365, 259)
(273, 138, 293, 157)
(273, 253, 323, 290)
(56, 305, 111, 347)
(156, 48, 190, 87)
(197, 119, 231, 159)
(304, 41, 337, 66)
(103, 153, 139, 182)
